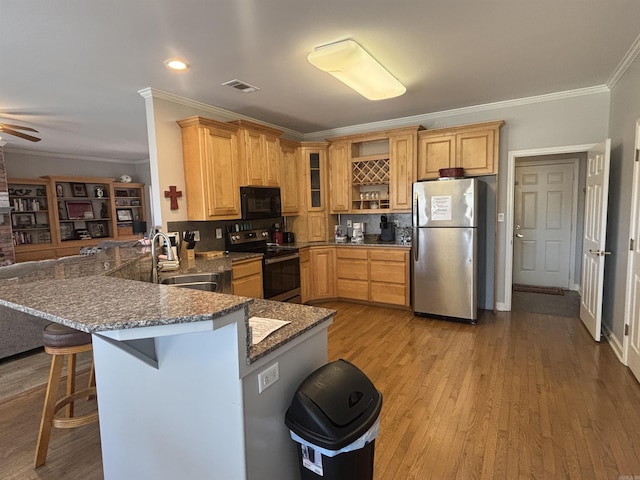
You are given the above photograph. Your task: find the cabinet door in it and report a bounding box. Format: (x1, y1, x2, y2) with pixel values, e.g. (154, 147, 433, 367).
(303, 148, 327, 211)
(456, 128, 495, 175)
(204, 128, 240, 217)
(280, 141, 300, 215)
(389, 133, 416, 212)
(311, 248, 335, 299)
(328, 141, 351, 213)
(417, 133, 455, 180)
(239, 129, 264, 186)
(264, 135, 280, 187)
(307, 212, 327, 242)
(300, 249, 312, 303)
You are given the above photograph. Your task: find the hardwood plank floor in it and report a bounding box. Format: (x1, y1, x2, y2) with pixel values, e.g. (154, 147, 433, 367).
(1, 303, 640, 479)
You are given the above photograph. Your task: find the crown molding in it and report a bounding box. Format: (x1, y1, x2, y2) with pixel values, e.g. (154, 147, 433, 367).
(138, 87, 305, 141)
(3, 147, 149, 164)
(607, 33, 640, 88)
(303, 85, 610, 140)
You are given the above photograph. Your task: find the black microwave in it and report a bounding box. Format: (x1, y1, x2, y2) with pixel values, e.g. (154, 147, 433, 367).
(240, 186, 282, 220)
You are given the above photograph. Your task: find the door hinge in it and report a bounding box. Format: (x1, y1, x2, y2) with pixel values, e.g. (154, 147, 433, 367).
(636, 148, 640, 162)
(625, 324, 630, 336)
(631, 238, 635, 251)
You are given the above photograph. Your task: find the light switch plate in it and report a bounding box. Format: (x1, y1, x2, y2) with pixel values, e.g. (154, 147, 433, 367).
(497, 213, 505, 222)
(215, 228, 222, 239)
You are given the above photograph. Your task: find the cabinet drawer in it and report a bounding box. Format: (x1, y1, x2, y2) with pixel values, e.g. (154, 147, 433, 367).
(336, 278, 369, 301)
(335, 247, 368, 260)
(369, 248, 407, 262)
(370, 261, 406, 284)
(233, 275, 264, 298)
(370, 282, 408, 306)
(233, 258, 263, 279)
(336, 259, 368, 280)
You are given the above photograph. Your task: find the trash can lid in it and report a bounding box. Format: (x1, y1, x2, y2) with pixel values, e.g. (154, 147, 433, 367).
(285, 359, 383, 450)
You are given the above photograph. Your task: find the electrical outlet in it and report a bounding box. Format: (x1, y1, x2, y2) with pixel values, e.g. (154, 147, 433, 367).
(193, 230, 200, 241)
(215, 228, 222, 239)
(258, 362, 279, 393)
(347, 220, 352, 227)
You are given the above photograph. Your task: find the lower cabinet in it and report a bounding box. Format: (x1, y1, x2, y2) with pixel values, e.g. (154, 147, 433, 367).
(303, 246, 410, 307)
(337, 247, 410, 307)
(232, 257, 264, 298)
(310, 247, 335, 300)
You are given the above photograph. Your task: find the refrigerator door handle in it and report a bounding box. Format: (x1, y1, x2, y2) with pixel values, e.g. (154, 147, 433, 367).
(412, 192, 419, 228)
(414, 227, 419, 261)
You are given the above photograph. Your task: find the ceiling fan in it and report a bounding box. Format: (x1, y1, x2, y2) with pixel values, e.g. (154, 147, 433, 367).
(0, 123, 41, 142)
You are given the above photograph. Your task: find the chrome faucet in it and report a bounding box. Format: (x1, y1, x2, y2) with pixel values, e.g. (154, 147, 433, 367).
(151, 231, 176, 283)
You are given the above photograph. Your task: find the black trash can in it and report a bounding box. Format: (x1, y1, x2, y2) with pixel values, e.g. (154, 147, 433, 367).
(285, 359, 383, 480)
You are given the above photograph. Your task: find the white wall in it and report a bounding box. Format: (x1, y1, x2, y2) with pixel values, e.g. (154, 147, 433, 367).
(4, 150, 141, 180)
(606, 54, 640, 344)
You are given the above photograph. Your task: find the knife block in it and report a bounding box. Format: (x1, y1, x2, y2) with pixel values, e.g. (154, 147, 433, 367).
(180, 243, 195, 261)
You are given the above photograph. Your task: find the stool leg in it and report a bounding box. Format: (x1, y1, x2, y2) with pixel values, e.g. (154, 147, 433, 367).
(88, 359, 96, 400)
(35, 354, 64, 468)
(66, 353, 77, 418)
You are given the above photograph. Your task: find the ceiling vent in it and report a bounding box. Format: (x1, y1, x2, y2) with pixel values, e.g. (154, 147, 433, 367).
(221, 79, 260, 93)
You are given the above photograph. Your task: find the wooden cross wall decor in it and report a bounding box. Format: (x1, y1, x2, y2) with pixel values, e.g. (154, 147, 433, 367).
(164, 186, 182, 210)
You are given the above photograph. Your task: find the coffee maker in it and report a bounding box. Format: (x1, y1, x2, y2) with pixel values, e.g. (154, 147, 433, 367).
(379, 215, 395, 242)
(351, 222, 365, 243)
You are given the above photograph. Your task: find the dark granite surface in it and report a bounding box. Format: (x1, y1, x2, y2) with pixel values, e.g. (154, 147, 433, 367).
(0, 246, 335, 364)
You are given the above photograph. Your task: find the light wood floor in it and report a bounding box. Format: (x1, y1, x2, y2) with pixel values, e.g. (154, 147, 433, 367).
(2, 303, 640, 479)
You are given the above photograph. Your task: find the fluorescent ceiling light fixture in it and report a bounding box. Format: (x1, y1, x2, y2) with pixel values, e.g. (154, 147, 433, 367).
(307, 39, 406, 101)
(164, 58, 189, 71)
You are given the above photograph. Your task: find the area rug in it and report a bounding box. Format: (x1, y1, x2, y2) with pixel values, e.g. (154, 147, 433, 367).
(513, 284, 564, 296)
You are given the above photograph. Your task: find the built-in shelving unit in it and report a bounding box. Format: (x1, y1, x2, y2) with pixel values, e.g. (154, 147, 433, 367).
(350, 140, 391, 211)
(113, 182, 145, 238)
(8, 179, 55, 248)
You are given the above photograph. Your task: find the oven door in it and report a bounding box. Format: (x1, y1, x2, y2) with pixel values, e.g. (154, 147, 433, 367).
(263, 253, 300, 302)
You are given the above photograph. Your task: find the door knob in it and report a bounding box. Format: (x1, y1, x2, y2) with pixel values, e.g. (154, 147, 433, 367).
(515, 233, 524, 238)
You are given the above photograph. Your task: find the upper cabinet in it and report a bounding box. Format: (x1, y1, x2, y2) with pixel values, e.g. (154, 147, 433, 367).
(178, 116, 241, 220)
(327, 126, 421, 214)
(230, 119, 283, 187)
(279, 139, 301, 215)
(417, 120, 504, 180)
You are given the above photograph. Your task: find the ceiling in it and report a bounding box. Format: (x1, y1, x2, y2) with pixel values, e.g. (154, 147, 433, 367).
(3, 1, 640, 162)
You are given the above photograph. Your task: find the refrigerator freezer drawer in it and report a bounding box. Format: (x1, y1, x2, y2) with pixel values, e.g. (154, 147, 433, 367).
(413, 227, 477, 320)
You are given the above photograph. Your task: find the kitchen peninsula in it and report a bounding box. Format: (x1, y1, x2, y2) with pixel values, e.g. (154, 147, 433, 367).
(0, 247, 335, 480)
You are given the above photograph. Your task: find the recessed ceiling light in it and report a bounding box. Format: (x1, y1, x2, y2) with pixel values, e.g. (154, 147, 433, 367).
(164, 58, 189, 72)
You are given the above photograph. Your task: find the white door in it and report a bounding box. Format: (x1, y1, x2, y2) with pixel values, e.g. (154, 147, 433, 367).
(580, 139, 611, 342)
(625, 124, 640, 381)
(513, 161, 576, 287)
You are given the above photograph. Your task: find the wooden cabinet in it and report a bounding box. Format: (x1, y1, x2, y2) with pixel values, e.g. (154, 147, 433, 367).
(300, 248, 312, 303)
(328, 141, 351, 213)
(309, 247, 335, 300)
(8, 178, 57, 262)
(230, 120, 283, 187)
(232, 257, 264, 298)
(389, 131, 417, 212)
(10, 176, 148, 262)
(279, 139, 300, 215)
(417, 120, 504, 180)
(113, 182, 146, 238)
(335, 248, 369, 301)
(289, 143, 331, 243)
(178, 116, 241, 220)
(46, 175, 116, 246)
(335, 246, 410, 307)
(327, 126, 421, 214)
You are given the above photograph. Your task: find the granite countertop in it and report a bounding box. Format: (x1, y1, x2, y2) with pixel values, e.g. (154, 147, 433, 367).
(248, 299, 335, 362)
(300, 236, 411, 249)
(0, 246, 335, 365)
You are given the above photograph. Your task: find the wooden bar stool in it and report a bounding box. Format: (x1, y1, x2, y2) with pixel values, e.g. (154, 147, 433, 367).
(34, 323, 99, 468)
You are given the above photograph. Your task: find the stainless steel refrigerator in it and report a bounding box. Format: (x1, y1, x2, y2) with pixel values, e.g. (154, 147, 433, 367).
(412, 178, 484, 323)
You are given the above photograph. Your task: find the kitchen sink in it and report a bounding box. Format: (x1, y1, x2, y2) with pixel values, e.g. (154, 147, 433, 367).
(160, 272, 231, 293)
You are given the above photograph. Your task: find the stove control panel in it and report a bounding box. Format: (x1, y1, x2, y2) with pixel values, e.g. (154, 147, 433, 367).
(226, 229, 270, 245)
